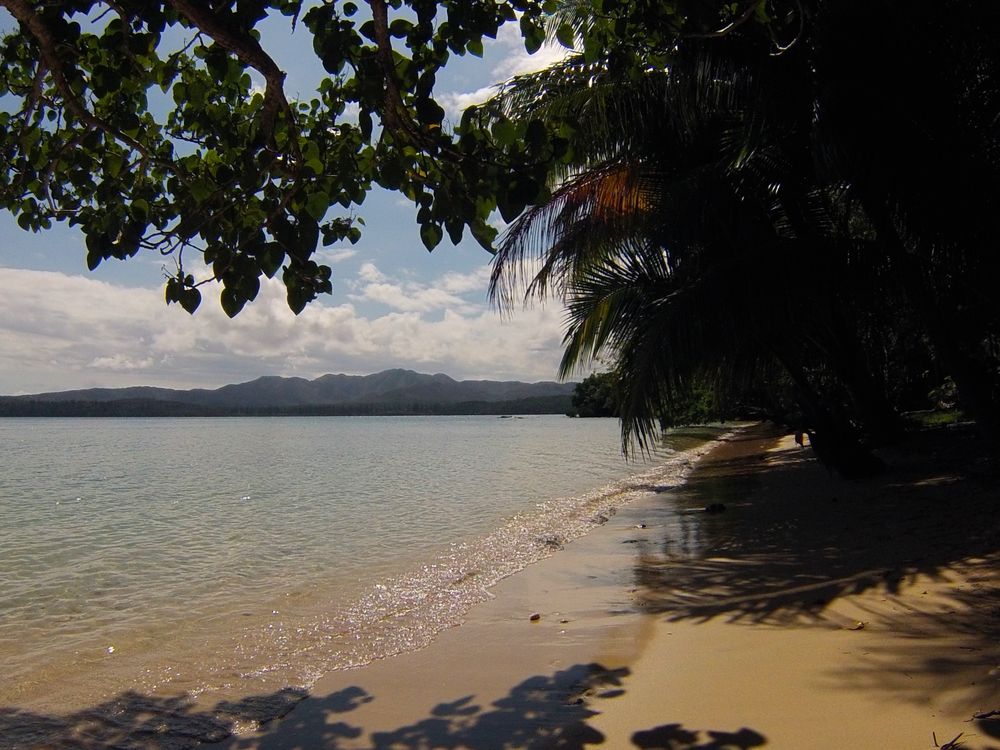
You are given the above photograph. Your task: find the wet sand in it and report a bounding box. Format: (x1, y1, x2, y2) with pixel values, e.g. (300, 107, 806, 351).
(218, 424, 1000, 750)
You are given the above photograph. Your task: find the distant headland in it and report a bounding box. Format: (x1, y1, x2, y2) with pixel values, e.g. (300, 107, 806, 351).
(0, 369, 577, 417)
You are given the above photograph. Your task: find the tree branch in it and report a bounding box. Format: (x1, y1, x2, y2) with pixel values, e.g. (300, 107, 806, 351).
(365, 0, 450, 155)
(19, 60, 47, 126)
(1, 0, 158, 161)
(367, 0, 407, 134)
(166, 0, 293, 147)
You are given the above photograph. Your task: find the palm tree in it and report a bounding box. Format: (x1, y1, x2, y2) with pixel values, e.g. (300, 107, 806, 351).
(481, 29, 893, 476)
(484, 0, 1000, 473)
(810, 0, 1000, 456)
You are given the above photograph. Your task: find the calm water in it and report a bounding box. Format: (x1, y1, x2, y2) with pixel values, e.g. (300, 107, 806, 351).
(0, 416, 724, 739)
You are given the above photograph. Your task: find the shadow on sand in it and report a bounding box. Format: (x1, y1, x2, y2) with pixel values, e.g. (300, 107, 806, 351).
(2, 663, 766, 749)
(0, 687, 307, 750)
(633, 425, 999, 623)
(630, 424, 1000, 736)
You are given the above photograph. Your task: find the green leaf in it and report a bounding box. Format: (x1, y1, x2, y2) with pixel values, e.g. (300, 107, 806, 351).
(298, 219, 321, 255)
(221, 287, 247, 318)
(497, 191, 526, 223)
(179, 287, 202, 314)
(380, 158, 404, 190)
(511, 176, 540, 205)
(525, 119, 547, 148)
(305, 190, 329, 221)
(491, 118, 516, 146)
(556, 23, 576, 50)
(85, 233, 107, 270)
(164, 277, 180, 304)
(105, 152, 125, 178)
(520, 16, 544, 54)
(286, 286, 309, 314)
(445, 219, 464, 244)
(359, 109, 373, 141)
(467, 38, 484, 57)
(415, 97, 445, 126)
(420, 222, 443, 251)
(260, 243, 285, 278)
(389, 19, 413, 38)
(239, 275, 261, 302)
(130, 199, 150, 222)
(471, 219, 499, 252)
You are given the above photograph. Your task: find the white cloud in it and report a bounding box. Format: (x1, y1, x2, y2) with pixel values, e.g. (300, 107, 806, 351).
(492, 25, 570, 80)
(0, 266, 568, 394)
(438, 26, 571, 120)
(315, 248, 358, 264)
(357, 262, 387, 283)
(439, 266, 493, 295)
(438, 85, 501, 120)
(353, 281, 470, 313)
(348, 263, 493, 313)
(88, 354, 156, 371)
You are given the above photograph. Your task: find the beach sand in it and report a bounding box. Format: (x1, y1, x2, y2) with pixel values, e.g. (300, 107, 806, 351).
(218, 425, 1000, 750)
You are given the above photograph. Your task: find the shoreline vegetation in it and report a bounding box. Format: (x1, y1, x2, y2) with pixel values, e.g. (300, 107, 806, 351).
(7, 422, 998, 749)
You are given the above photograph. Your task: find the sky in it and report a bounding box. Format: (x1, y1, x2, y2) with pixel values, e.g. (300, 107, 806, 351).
(0, 10, 572, 395)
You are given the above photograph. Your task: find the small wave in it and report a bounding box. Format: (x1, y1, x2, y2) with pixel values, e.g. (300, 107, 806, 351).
(232, 431, 732, 695)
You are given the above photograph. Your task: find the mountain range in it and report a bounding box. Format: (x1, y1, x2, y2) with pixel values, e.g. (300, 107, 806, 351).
(0, 369, 577, 417)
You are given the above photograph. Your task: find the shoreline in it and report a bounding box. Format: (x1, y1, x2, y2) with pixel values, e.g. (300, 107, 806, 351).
(220, 424, 1000, 750)
(7, 423, 998, 749)
(3, 423, 727, 749)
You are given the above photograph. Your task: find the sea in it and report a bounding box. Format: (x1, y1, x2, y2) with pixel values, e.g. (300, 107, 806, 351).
(0, 415, 726, 746)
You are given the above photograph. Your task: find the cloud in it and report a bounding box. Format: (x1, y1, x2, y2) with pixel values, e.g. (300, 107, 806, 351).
(353, 281, 470, 313)
(357, 262, 387, 283)
(0, 266, 569, 394)
(439, 266, 492, 294)
(438, 85, 501, 120)
(88, 354, 156, 371)
(315, 248, 358, 264)
(491, 24, 570, 80)
(348, 264, 493, 313)
(438, 26, 571, 120)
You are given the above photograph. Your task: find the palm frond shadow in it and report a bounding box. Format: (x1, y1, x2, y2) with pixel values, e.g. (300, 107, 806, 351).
(827, 580, 1000, 726)
(633, 426, 999, 626)
(628, 426, 1000, 716)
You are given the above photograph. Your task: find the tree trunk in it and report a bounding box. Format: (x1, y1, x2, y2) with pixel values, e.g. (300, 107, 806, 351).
(773, 347, 884, 478)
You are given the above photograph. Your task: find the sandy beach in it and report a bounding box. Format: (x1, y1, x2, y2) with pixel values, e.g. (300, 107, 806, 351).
(215, 424, 1000, 750)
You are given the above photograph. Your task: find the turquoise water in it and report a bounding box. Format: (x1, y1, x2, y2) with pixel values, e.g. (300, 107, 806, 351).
(0, 416, 723, 725)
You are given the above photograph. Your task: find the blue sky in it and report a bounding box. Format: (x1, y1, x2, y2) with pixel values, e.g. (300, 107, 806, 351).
(0, 9, 572, 395)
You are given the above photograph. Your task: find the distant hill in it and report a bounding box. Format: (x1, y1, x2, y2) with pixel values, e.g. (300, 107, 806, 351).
(0, 369, 577, 417)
